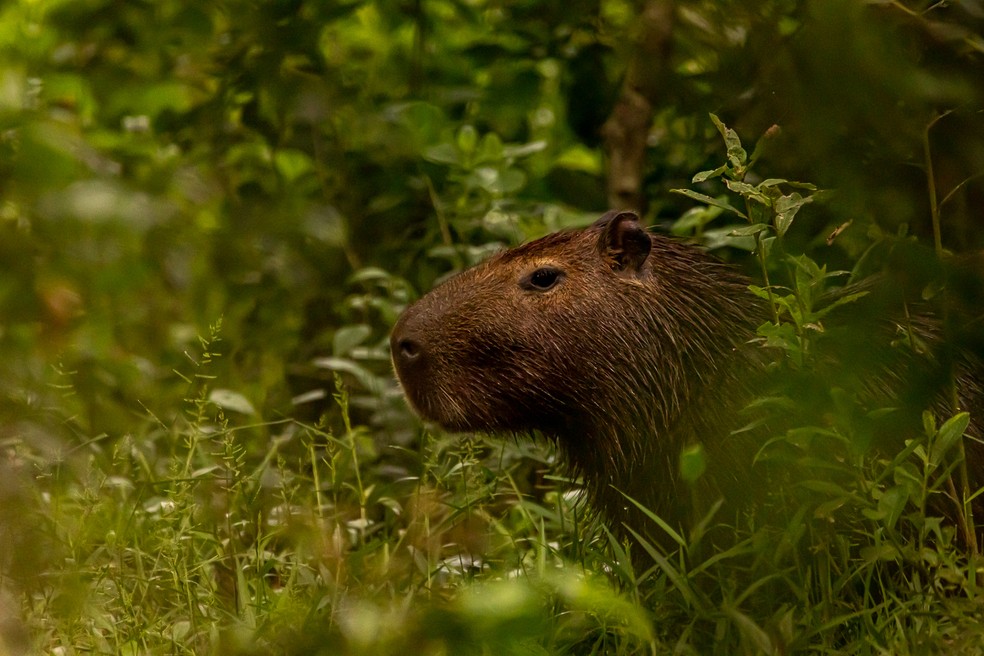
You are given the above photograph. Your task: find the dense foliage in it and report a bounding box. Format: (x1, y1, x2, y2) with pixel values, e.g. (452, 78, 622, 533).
(1, 0, 983, 653)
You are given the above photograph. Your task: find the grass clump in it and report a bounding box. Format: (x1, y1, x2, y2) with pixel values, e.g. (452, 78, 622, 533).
(8, 319, 659, 654)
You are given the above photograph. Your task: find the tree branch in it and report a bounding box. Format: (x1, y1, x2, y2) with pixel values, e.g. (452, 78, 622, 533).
(601, 0, 676, 212)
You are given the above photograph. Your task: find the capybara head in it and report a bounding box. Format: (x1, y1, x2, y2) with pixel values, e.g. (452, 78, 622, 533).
(391, 211, 765, 533)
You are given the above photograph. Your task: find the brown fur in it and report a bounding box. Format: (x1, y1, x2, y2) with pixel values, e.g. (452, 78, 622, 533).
(391, 211, 984, 546)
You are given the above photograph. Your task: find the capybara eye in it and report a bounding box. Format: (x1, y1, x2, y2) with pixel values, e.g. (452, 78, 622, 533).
(523, 267, 564, 291)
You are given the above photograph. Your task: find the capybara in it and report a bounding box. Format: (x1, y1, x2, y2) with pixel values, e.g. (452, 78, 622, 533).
(390, 210, 984, 548)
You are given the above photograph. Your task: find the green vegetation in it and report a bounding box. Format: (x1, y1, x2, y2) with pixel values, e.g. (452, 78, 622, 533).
(1, 0, 983, 653)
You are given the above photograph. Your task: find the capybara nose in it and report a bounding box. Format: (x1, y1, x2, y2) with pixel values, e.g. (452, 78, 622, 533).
(390, 320, 426, 376)
(395, 336, 421, 363)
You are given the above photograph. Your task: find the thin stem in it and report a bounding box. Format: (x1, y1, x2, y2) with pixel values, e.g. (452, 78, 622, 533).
(923, 120, 943, 259)
(749, 195, 779, 326)
(924, 113, 978, 556)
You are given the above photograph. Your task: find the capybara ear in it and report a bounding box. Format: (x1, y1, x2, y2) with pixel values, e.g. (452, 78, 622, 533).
(596, 210, 652, 273)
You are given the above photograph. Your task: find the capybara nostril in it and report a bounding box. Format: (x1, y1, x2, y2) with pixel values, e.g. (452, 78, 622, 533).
(396, 337, 420, 362)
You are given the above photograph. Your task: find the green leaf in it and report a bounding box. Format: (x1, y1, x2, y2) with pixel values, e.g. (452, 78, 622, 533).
(670, 205, 723, 235)
(755, 320, 800, 353)
(348, 267, 395, 284)
(679, 443, 707, 484)
(814, 496, 850, 519)
(274, 149, 313, 183)
(670, 189, 748, 219)
(501, 140, 547, 158)
(476, 132, 504, 163)
(700, 226, 758, 251)
(860, 544, 901, 564)
(692, 165, 727, 183)
(800, 480, 850, 496)
(472, 167, 526, 195)
(709, 113, 747, 169)
(929, 411, 970, 467)
(546, 572, 655, 644)
(812, 290, 869, 320)
(748, 285, 775, 301)
(392, 101, 447, 149)
(747, 201, 772, 226)
(333, 324, 372, 357)
(877, 485, 910, 529)
(312, 357, 383, 394)
(724, 607, 774, 655)
(758, 178, 817, 191)
(723, 179, 764, 200)
(728, 223, 770, 237)
(456, 125, 478, 154)
(111, 81, 196, 118)
(208, 389, 256, 415)
(922, 410, 937, 438)
(774, 192, 814, 237)
(922, 278, 945, 301)
(423, 142, 460, 165)
(785, 181, 818, 191)
(456, 579, 540, 625)
(757, 225, 781, 257)
(553, 144, 602, 174)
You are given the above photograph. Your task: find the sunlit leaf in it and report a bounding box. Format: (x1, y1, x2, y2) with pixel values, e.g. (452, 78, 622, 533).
(209, 389, 256, 415)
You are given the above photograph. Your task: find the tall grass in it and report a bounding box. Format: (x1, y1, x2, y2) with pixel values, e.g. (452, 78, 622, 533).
(9, 321, 658, 654)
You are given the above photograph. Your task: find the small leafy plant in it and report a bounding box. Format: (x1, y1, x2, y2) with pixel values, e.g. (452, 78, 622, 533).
(648, 114, 984, 653)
